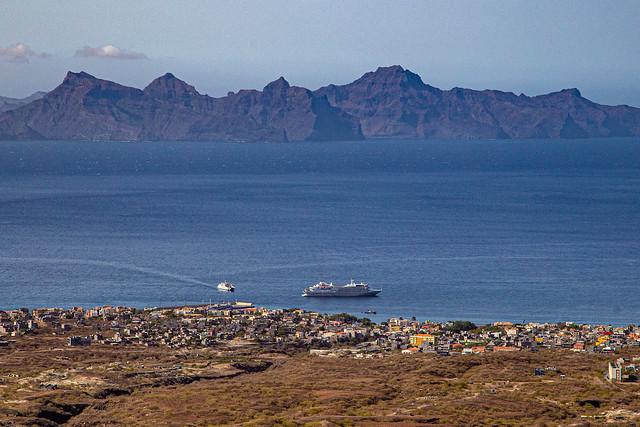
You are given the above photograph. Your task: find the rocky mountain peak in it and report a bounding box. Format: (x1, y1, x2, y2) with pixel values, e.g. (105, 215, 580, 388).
(143, 73, 200, 99)
(559, 88, 582, 98)
(62, 71, 98, 85)
(359, 65, 426, 89)
(263, 77, 291, 93)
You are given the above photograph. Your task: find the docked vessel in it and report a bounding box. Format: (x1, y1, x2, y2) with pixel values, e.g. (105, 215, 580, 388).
(302, 280, 381, 297)
(217, 281, 235, 292)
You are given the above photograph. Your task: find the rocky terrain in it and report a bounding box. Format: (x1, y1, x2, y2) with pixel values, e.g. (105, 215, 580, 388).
(0, 66, 639, 142)
(1, 332, 639, 426)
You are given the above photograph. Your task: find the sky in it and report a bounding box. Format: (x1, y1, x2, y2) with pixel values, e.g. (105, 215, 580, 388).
(0, 0, 639, 106)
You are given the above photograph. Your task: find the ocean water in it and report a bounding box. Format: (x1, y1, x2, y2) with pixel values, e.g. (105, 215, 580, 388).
(0, 138, 639, 325)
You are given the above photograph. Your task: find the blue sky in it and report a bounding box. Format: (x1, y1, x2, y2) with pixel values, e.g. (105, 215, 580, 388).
(0, 0, 638, 106)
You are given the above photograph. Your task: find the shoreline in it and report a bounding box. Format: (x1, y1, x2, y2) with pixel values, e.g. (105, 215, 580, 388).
(1, 301, 637, 329)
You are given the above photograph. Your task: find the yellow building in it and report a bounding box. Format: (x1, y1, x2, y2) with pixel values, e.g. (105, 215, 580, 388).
(410, 334, 436, 347)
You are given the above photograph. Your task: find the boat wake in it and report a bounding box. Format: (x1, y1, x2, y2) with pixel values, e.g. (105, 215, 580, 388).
(0, 256, 217, 290)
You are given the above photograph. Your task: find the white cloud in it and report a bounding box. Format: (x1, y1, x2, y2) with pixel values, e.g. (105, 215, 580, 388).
(75, 44, 147, 60)
(0, 43, 49, 63)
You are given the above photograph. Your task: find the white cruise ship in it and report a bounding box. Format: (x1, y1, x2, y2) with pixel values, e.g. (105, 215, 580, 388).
(302, 280, 381, 297)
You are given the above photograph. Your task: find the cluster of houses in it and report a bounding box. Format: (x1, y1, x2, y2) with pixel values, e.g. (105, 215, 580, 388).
(1, 305, 639, 363)
(379, 318, 640, 356)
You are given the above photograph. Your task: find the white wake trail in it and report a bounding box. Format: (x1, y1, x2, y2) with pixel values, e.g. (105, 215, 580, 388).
(0, 256, 217, 289)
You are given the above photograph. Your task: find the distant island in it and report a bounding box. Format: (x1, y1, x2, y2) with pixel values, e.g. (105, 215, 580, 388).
(0, 65, 639, 142)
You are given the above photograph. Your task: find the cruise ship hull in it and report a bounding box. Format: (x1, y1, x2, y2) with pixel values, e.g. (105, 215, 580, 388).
(302, 290, 381, 297)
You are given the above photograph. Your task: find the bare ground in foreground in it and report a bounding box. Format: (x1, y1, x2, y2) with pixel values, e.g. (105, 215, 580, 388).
(1, 333, 640, 426)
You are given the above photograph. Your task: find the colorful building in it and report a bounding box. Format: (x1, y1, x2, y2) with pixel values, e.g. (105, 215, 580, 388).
(410, 334, 436, 347)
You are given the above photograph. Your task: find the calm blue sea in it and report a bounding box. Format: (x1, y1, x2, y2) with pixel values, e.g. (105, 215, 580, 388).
(0, 139, 639, 325)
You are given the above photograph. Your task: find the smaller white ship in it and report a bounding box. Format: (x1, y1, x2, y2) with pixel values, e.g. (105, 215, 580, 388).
(217, 281, 235, 292)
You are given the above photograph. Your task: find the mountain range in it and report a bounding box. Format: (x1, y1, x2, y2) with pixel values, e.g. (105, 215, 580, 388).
(0, 66, 639, 142)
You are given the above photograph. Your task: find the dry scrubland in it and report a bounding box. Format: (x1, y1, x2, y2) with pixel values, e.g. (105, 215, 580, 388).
(1, 332, 640, 426)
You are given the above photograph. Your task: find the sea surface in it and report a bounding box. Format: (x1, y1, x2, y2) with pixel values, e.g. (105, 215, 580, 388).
(0, 138, 639, 325)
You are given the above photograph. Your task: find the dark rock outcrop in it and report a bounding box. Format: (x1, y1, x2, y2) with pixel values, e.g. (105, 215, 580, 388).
(0, 66, 638, 142)
(231, 360, 273, 373)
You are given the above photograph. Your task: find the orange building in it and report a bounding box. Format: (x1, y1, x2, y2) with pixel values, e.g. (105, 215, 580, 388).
(409, 334, 436, 347)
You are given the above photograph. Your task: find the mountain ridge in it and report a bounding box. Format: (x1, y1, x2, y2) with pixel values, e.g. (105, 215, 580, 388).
(0, 91, 47, 114)
(0, 66, 638, 142)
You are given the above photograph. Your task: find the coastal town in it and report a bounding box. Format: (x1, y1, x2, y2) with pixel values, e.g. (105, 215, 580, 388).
(2, 302, 640, 425)
(1, 302, 639, 379)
